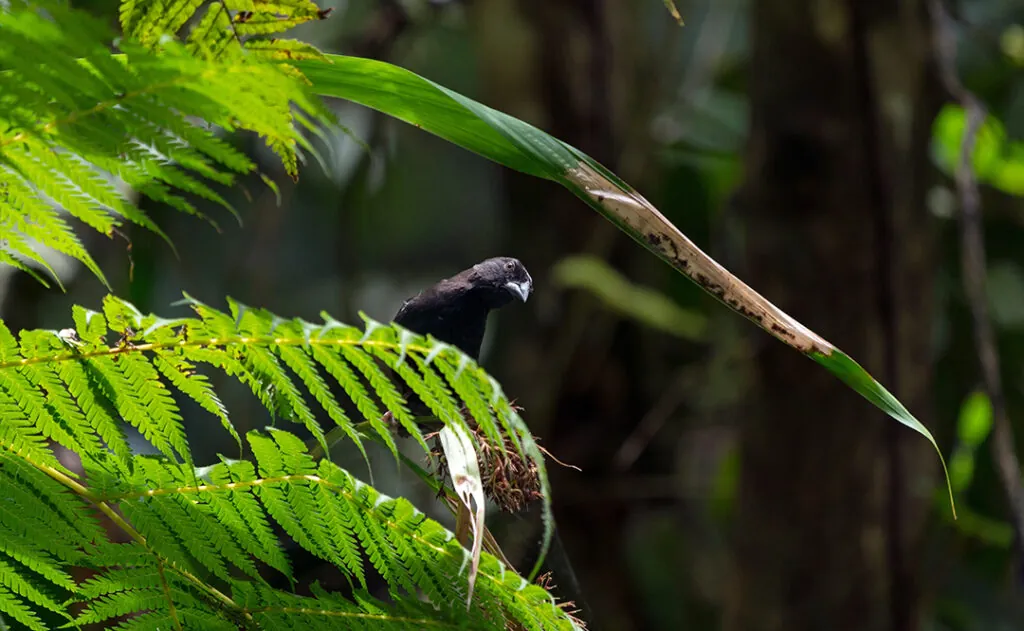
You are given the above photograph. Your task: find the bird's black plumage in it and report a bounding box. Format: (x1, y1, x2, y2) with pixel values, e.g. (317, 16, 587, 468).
(387, 257, 532, 422)
(393, 256, 533, 359)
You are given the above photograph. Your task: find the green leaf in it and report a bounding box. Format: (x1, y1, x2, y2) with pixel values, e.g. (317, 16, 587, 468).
(552, 254, 707, 341)
(957, 390, 993, 448)
(296, 53, 957, 517)
(944, 391, 995, 495)
(932, 104, 1024, 197)
(812, 350, 954, 513)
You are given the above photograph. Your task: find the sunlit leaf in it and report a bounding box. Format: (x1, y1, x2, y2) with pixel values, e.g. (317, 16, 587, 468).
(932, 104, 1024, 197)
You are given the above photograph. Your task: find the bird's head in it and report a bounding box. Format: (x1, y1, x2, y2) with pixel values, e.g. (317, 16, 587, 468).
(471, 257, 533, 307)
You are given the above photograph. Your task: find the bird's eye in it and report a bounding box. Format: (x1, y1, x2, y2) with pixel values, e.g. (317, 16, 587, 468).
(505, 261, 515, 271)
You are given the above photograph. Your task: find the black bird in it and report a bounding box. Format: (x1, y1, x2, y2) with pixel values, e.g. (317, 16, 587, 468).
(393, 256, 533, 360)
(389, 256, 533, 422)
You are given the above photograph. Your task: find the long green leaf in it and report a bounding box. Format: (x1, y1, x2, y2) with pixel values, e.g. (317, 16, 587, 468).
(296, 54, 956, 518)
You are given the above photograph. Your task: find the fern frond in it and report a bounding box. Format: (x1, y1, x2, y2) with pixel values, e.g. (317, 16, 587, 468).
(0, 0, 333, 286)
(235, 581, 462, 630)
(0, 292, 550, 514)
(186, 3, 240, 60)
(121, 0, 330, 63)
(153, 352, 241, 453)
(16, 348, 106, 458)
(310, 341, 398, 458)
(0, 586, 47, 631)
(86, 354, 191, 465)
(70, 429, 575, 629)
(205, 457, 293, 579)
(54, 359, 133, 462)
(0, 453, 99, 631)
(272, 335, 370, 468)
(0, 166, 108, 286)
(0, 555, 71, 624)
(0, 295, 576, 629)
(233, 13, 318, 37)
(244, 39, 327, 62)
(124, 0, 207, 48)
(0, 247, 53, 290)
(4, 145, 119, 236)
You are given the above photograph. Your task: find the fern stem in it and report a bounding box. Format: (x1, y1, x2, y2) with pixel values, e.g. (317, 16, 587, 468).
(217, 0, 243, 45)
(241, 607, 457, 626)
(93, 496, 248, 621)
(156, 562, 184, 631)
(98, 473, 327, 501)
(0, 335, 438, 370)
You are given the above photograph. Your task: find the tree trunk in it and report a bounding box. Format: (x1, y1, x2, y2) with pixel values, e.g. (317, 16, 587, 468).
(727, 2, 941, 631)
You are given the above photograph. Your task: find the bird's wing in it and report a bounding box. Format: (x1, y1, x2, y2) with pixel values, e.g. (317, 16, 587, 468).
(393, 289, 441, 331)
(391, 279, 483, 359)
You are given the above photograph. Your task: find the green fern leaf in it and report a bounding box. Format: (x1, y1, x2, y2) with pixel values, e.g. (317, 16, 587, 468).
(244, 38, 326, 61)
(16, 358, 104, 458)
(246, 432, 351, 577)
(152, 352, 241, 453)
(0, 521, 78, 598)
(0, 555, 71, 622)
(85, 354, 190, 464)
(234, 14, 318, 37)
(336, 335, 420, 445)
(0, 322, 20, 363)
(0, 586, 48, 631)
(205, 458, 293, 579)
(249, 0, 321, 13)
(115, 499, 206, 579)
(0, 168, 109, 286)
(430, 351, 507, 455)
(0, 295, 577, 629)
(74, 588, 194, 626)
(186, 3, 239, 60)
(0, 249, 52, 290)
(0, 1, 333, 285)
(250, 345, 328, 452)
(128, 0, 207, 47)
(6, 144, 120, 236)
(0, 394, 65, 472)
(309, 342, 398, 458)
(77, 566, 164, 600)
(118, 0, 144, 33)
(0, 450, 106, 548)
(134, 458, 260, 582)
(272, 334, 370, 465)
(54, 359, 132, 462)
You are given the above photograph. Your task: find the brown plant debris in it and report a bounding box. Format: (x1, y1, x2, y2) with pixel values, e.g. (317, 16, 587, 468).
(431, 404, 551, 514)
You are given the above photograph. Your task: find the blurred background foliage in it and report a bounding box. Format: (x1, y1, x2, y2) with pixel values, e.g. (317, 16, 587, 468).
(4, 0, 1024, 629)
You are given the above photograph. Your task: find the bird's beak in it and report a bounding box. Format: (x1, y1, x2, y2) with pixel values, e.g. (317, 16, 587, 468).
(505, 280, 532, 303)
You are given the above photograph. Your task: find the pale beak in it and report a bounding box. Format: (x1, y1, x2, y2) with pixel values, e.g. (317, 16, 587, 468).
(505, 280, 532, 302)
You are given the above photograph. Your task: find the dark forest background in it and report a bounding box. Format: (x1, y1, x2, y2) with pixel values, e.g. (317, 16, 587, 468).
(4, 1, 1024, 629)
